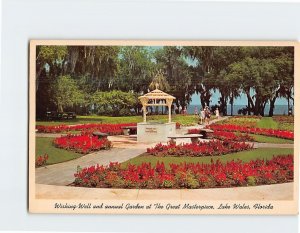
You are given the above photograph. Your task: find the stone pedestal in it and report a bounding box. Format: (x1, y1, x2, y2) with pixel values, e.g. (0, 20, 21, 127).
(137, 122, 176, 143)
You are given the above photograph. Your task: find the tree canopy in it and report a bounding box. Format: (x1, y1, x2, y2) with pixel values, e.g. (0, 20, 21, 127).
(35, 45, 294, 118)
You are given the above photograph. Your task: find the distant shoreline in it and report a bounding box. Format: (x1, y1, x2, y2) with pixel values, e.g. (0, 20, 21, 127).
(187, 105, 293, 116)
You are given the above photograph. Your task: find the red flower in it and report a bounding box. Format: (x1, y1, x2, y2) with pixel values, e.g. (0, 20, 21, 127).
(53, 134, 112, 154)
(73, 155, 294, 189)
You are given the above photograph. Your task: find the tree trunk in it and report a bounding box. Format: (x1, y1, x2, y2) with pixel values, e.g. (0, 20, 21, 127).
(230, 95, 234, 116)
(269, 98, 276, 117)
(58, 104, 63, 113)
(260, 101, 267, 117)
(245, 90, 255, 115)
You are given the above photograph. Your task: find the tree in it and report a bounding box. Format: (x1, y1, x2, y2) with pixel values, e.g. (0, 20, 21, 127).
(154, 47, 193, 109)
(117, 46, 155, 93)
(92, 90, 137, 116)
(183, 46, 215, 109)
(52, 75, 85, 112)
(36, 46, 68, 117)
(226, 57, 279, 116)
(205, 47, 244, 115)
(64, 46, 120, 91)
(149, 70, 170, 91)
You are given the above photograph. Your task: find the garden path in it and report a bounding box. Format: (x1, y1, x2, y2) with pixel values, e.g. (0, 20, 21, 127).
(178, 116, 229, 134)
(36, 147, 147, 186)
(254, 142, 293, 149)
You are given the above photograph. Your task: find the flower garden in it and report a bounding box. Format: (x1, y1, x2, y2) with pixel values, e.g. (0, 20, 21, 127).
(146, 140, 253, 157)
(73, 155, 293, 189)
(36, 123, 137, 134)
(35, 115, 294, 191)
(53, 135, 112, 154)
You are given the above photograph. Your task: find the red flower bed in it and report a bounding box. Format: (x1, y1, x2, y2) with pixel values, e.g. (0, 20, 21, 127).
(35, 154, 49, 167)
(53, 135, 112, 154)
(187, 129, 254, 142)
(272, 116, 294, 124)
(36, 123, 136, 135)
(73, 155, 293, 188)
(37, 122, 182, 134)
(146, 140, 253, 157)
(208, 124, 294, 140)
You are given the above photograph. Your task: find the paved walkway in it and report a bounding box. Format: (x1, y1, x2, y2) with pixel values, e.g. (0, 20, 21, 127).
(36, 133, 68, 138)
(177, 116, 229, 134)
(36, 147, 146, 186)
(36, 182, 293, 200)
(254, 142, 294, 149)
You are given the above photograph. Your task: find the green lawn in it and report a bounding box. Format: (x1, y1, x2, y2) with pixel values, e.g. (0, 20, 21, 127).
(217, 116, 293, 131)
(251, 134, 294, 144)
(36, 114, 201, 126)
(256, 117, 278, 129)
(121, 148, 293, 168)
(36, 137, 82, 165)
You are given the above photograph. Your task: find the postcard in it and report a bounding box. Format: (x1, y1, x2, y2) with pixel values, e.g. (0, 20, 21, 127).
(29, 40, 299, 214)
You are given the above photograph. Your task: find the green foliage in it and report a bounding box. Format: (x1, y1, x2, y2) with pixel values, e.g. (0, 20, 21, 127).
(92, 90, 138, 116)
(246, 176, 256, 186)
(149, 70, 170, 91)
(155, 47, 193, 107)
(53, 75, 85, 112)
(37, 45, 67, 61)
(116, 46, 155, 93)
(35, 45, 294, 118)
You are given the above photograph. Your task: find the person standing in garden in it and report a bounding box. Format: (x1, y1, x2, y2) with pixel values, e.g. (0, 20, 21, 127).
(194, 106, 198, 116)
(204, 106, 211, 125)
(200, 108, 205, 124)
(215, 107, 220, 119)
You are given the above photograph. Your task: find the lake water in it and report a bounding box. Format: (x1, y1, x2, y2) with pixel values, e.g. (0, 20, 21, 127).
(187, 105, 293, 116)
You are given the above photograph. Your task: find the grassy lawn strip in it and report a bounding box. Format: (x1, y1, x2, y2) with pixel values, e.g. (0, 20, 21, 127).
(256, 117, 278, 129)
(36, 137, 82, 165)
(251, 134, 294, 144)
(36, 114, 200, 126)
(121, 148, 293, 168)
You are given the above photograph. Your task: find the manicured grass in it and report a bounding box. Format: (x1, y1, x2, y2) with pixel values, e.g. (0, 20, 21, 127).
(217, 116, 293, 131)
(256, 117, 278, 129)
(251, 134, 294, 144)
(36, 114, 201, 126)
(36, 137, 82, 165)
(121, 148, 293, 168)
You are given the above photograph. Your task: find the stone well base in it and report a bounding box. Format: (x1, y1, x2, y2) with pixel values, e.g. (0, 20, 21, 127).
(137, 122, 176, 143)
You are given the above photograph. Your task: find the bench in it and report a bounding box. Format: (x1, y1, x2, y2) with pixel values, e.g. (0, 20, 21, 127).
(92, 132, 108, 139)
(198, 129, 214, 139)
(168, 134, 203, 144)
(121, 126, 137, 135)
